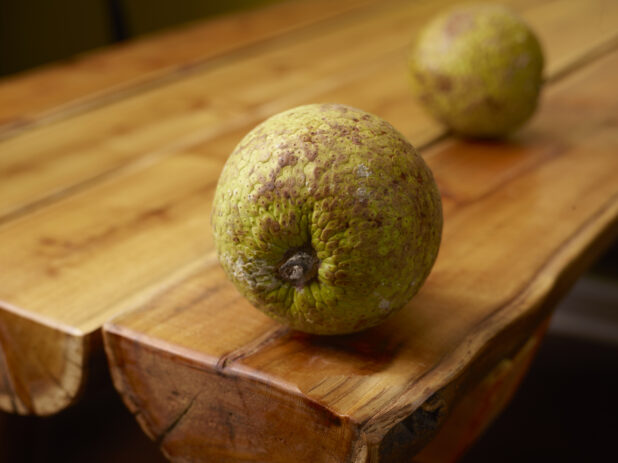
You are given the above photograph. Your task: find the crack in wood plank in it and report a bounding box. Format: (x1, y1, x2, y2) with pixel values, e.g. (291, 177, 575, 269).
(155, 391, 201, 446)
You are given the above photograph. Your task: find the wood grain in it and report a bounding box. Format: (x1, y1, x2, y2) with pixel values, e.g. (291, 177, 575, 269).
(103, 48, 618, 462)
(0, 0, 372, 133)
(2, 0, 616, 222)
(0, 308, 86, 415)
(0, 0, 445, 221)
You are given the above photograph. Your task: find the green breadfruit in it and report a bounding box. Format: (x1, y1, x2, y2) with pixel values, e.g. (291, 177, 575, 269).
(211, 103, 442, 335)
(410, 4, 544, 138)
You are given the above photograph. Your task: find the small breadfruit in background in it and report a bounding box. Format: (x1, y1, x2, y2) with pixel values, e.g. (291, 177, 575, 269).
(409, 4, 544, 138)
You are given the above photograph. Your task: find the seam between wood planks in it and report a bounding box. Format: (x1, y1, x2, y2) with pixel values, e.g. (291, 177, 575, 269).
(543, 35, 618, 85)
(77, 252, 220, 333)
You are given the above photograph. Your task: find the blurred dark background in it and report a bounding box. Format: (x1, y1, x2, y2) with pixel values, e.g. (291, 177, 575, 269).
(0, 0, 282, 77)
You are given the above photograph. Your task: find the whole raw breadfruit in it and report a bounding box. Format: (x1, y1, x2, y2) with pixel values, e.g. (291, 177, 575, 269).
(211, 103, 442, 335)
(409, 4, 544, 138)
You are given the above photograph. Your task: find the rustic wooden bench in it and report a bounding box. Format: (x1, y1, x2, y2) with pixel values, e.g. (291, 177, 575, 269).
(1, 0, 616, 461)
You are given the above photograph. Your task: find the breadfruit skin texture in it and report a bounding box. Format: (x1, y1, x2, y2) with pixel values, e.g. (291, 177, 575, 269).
(212, 103, 442, 335)
(410, 4, 544, 138)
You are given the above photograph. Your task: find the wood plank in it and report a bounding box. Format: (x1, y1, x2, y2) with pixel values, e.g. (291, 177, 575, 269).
(2, 0, 616, 223)
(0, 0, 372, 133)
(0, 0, 615, 417)
(103, 49, 618, 462)
(0, 156, 219, 332)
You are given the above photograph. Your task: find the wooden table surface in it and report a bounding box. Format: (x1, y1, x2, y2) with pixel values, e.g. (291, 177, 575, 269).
(0, 0, 617, 461)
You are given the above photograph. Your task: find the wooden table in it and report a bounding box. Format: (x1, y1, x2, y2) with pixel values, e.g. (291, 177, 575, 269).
(0, 0, 616, 461)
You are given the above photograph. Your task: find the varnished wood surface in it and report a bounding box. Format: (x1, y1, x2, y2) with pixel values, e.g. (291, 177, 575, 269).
(103, 47, 618, 462)
(0, 0, 372, 135)
(2, 0, 617, 222)
(0, 0, 615, 458)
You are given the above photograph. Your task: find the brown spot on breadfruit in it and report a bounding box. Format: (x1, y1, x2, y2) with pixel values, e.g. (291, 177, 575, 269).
(445, 11, 474, 37)
(433, 73, 452, 92)
(304, 144, 318, 161)
(278, 152, 298, 168)
(256, 181, 276, 197)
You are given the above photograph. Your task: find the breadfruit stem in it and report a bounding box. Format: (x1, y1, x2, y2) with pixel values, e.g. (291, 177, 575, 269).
(278, 249, 319, 288)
